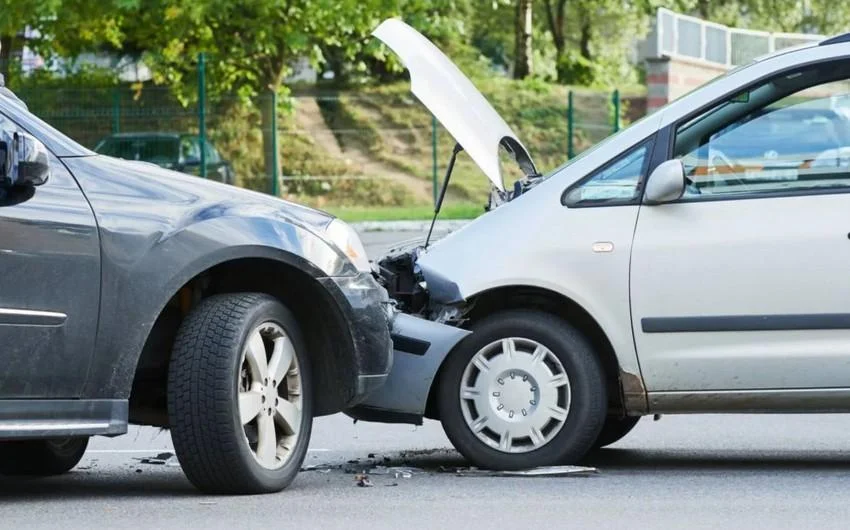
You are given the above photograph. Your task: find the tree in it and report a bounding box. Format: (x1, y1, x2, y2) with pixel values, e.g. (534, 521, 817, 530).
(0, 0, 60, 81)
(0, 0, 139, 84)
(119, 0, 396, 190)
(513, 0, 533, 78)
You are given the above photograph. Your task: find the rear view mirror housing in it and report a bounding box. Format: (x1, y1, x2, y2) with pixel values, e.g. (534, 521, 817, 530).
(643, 159, 685, 205)
(0, 130, 50, 189)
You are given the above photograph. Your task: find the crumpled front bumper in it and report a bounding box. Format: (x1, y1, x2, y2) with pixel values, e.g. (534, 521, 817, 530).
(320, 273, 395, 405)
(346, 313, 471, 424)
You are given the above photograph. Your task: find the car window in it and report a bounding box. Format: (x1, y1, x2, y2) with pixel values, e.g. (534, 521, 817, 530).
(673, 63, 850, 199)
(96, 137, 179, 165)
(203, 140, 220, 164)
(563, 142, 652, 206)
(180, 137, 201, 163)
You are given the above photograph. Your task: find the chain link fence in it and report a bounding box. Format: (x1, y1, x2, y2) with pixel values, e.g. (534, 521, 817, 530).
(5, 55, 642, 208)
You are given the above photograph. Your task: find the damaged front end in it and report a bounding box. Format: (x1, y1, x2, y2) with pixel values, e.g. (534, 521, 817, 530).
(345, 18, 550, 425)
(344, 241, 472, 425)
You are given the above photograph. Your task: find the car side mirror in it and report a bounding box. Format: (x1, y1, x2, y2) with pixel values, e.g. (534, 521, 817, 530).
(643, 159, 685, 205)
(0, 131, 50, 189)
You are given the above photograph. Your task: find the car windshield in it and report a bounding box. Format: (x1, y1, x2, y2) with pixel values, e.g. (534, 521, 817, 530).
(95, 137, 179, 165)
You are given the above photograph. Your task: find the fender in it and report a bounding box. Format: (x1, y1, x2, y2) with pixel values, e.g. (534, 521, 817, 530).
(61, 155, 352, 398)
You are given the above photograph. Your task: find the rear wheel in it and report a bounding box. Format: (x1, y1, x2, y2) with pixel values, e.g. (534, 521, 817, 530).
(0, 437, 89, 476)
(437, 310, 607, 470)
(168, 293, 312, 494)
(594, 415, 640, 449)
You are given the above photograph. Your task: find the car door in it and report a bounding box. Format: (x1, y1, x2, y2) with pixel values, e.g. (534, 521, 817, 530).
(0, 112, 101, 398)
(631, 60, 850, 394)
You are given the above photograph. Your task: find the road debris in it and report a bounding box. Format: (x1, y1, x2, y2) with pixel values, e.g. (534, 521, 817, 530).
(136, 452, 181, 467)
(366, 465, 420, 478)
(355, 474, 374, 487)
(301, 464, 334, 473)
(445, 465, 598, 477)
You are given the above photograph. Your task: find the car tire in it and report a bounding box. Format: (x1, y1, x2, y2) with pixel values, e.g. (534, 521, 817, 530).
(0, 437, 89, 476)
(593, 415, 640, 449)
(437, 310, 607, 470)
(168, 293, 312, 494)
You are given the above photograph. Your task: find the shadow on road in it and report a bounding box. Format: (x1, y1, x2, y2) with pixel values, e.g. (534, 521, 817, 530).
(2, 446, 849, 499)
(0, 470, 199, 500)
(584, 447, 850, 472)
(334, 446, 850, 474)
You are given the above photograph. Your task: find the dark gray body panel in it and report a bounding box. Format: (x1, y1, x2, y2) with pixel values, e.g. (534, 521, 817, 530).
(0, 93, 393, 438)
(0, 154, 101, 397)
(61, 155, 348, 399)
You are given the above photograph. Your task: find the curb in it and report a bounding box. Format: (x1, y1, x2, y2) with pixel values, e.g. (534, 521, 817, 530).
(352, 219, 472, 232)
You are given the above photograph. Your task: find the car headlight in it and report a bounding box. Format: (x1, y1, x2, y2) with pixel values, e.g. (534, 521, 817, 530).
(324, 218, 370, 273)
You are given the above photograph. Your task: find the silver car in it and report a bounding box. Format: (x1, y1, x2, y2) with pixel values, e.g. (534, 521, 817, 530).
(348, 20, 850, 470)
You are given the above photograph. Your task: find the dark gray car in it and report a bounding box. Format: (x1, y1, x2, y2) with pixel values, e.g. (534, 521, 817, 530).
(0, 89, 393, 494)
(94, 132, 236, 185)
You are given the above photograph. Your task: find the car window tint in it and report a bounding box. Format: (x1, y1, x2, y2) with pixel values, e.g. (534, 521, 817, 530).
(564, 143, 651, 206)
(97, 137, 179, 164)
(180, 137, 201, 163)
(203, 140, 220, 164)
(673, 66, 850, 199)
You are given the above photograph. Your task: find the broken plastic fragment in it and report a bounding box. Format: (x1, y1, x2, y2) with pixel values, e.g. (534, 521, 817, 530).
(450, 465, 598, 477)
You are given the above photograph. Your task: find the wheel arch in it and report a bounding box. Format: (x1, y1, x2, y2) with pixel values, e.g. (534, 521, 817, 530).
(424, 284, 645, 420)
(126, 253, 358, 427)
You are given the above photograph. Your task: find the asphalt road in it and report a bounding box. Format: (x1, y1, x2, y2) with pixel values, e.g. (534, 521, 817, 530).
(3, 229, 850, 529)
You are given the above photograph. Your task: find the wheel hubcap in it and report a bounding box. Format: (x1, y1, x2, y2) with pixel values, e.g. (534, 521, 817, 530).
(460, 338, 571, 454)
(237, 322, 302, 470)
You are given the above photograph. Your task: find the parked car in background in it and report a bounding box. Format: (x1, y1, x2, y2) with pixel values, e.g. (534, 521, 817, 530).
(352, 20, 850, 471)
(0, 91, 392, 494)
(94, 132, 235, 184)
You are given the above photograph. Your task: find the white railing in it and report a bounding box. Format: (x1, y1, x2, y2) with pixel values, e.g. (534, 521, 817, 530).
(650, 8, 823, 67)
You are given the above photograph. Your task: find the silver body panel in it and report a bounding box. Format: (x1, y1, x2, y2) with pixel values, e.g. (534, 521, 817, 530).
(364, 35, 850, 421)
(347, 314, 470, 422)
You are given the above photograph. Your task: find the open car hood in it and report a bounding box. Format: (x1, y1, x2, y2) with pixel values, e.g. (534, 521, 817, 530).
(373, 19, 537, 192)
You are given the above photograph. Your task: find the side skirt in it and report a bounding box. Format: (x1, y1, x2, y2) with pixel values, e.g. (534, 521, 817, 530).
(648, 388, 850, 414)
(0, 399, 127, 439)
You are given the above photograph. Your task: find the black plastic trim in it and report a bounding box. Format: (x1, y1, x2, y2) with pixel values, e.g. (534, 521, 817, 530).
(820, 33, 850, 46)
(391, 334, 430, 356)
(642, 314, 850, 333)
(345, 405, 423, 426)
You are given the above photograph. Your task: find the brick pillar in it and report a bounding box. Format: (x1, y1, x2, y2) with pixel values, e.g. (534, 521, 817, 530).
(645, 56, 730, 113)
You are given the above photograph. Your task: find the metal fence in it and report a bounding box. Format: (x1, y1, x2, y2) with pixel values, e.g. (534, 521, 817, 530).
(650, 7, 823, 67)
(8, 55, 640, 207)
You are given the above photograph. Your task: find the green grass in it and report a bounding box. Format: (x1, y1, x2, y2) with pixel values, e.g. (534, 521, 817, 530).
(326, 202, 485, 222)
(329, 79, 646, 204)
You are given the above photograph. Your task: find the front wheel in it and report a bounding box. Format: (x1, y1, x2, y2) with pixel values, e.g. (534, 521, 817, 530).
(0, 437, 89, 476)
(168, 293, 312, 494)
(437, 310, 607, 470)
(593, 415, 640, 449)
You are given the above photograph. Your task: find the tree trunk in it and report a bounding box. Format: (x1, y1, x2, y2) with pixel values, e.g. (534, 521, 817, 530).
(579, 10, 592, 60)
(697, 0, 711, 19)
(513, 0, 533, 79)
(0, 35, 12, 86)
(543, 0, 567, 81)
